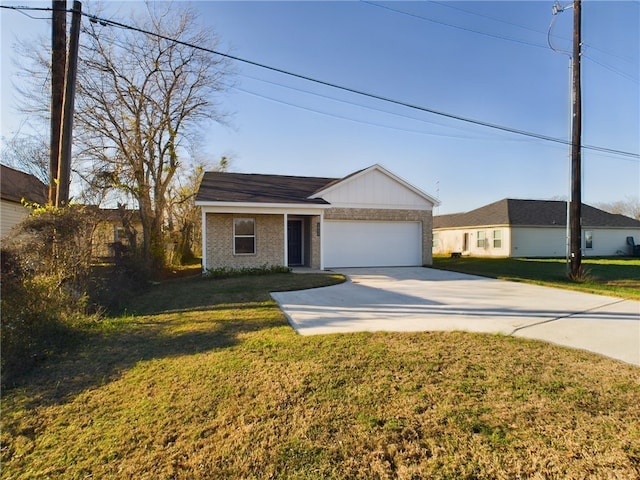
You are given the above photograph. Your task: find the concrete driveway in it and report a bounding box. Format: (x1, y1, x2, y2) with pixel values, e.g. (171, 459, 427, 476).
(271, 267, 640, 366)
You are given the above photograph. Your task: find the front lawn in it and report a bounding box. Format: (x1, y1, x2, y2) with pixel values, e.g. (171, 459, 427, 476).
(2, 273, 639, 479)
(433, 256, 640, 300)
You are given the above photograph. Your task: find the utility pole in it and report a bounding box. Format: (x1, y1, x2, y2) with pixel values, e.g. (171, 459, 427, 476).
(56, 0, 82, 207)
(49, 0, 66, 206)
(569, 0, 582, 279)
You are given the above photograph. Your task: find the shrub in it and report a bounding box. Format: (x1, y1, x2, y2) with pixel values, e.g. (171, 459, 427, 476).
(1, 205, 99, 384)
(204, 264, 291, 279)
(88, 254, 151, 314)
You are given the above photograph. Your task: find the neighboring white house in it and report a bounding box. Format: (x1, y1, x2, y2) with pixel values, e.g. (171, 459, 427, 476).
(195, 164, 440, 270)
(433, 198, 640, 258)
(0, 164, 48, 238)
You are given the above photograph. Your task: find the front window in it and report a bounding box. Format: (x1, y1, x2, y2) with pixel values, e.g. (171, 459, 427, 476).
(493, 230, 502, 248)
(477, 231, 486, 248)
(585, 231, 593, 249)
(234, 218, 255, 255)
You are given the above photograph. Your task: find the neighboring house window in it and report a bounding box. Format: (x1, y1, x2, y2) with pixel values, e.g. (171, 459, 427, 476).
(234, 218, 256, 255)
(114, 226, 127, 242)
(433, 233, 440, 248)
(477, 231, 487, 248)
(493, 229, 502, 249)
(585, 231, 593, 249)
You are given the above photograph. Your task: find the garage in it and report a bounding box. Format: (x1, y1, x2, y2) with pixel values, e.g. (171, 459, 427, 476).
(323, 221, 422, 268)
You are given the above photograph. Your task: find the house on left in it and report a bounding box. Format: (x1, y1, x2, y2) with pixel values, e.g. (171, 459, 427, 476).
(91, 207, 142, 261)
(0, 164, 48, 238)
(1, 164, 141, 261)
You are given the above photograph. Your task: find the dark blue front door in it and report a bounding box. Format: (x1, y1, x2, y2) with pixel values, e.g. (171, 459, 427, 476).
(287, 220, 303, 266)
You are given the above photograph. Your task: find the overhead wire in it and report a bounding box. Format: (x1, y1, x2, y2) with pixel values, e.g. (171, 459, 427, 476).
(428, 0, 552, 36)
(234, 75, 640, 158)
(233, 85, 482, 140)
(428, 0, 638, 66)
(232, 83, 633, 157)
(1, 3, 638, 160)
(546, 4, 638, 84)
(361, 0, 549, 50)
(582, 53, 639, 84)
(370, 1, 639, 84)
(235, 73, 489, 136)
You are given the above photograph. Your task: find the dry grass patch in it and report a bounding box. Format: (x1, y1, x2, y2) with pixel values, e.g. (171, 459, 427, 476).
(2, 273, 639, 479)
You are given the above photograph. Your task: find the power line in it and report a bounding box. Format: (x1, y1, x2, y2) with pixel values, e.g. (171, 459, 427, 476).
(233, 85, 481, 139)
(233, 85, 640, 160)
(79, 9, 640, 159)
(233, 77, 640, 163)
(428, 0, 638, 66)
(2, 4, 638, 160)
(583, 53, 639, 84)
(428, 0, 551, 36)
(381, 1, 639, 84)
(234, 74, 488, 136)
(361, 1, 549, 50)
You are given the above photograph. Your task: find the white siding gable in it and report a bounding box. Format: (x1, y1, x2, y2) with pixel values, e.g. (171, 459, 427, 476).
(1, 199, 30, 238)
(314, 165, 437, 210)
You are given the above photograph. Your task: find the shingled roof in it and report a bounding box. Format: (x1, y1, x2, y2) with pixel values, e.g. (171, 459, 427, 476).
(0, 164, 48, 205)
(195, 171, 336, 205)
(434, 199, 640, 229)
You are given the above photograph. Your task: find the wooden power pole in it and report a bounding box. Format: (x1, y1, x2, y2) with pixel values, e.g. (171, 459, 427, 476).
(50, 0, 66, 206)
(569, 0, 582, 279)
(56, 0, 82, 207)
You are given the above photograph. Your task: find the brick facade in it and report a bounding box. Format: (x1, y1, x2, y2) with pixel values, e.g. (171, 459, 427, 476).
(204, 208, 434, 270)
(205, 213, 284, 270)
(310, 216, 321, 269)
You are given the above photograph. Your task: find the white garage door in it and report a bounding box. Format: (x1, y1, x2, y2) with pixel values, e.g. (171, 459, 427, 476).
(324, 221, 422, 268)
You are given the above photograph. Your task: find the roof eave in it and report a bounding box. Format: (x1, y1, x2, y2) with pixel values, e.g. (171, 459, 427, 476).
(195, 200, 331, 210)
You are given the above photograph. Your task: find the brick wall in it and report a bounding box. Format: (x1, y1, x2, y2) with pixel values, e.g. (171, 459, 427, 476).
(310, 216, 321, 269)
(204, 208, 434, 270)
(205, 213, 284, 269)
(324, 207, 434, 265)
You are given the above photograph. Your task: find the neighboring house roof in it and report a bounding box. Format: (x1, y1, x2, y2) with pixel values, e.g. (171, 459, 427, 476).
(434, 199, 640, 229)
(196, 171, 334, 205)
(0, 164, 48, 205)
(87, 206, 142, 223)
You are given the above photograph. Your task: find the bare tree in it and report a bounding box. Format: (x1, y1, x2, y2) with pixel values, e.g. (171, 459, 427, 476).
(166, 156, 230, 265)
(12, 3, 232, 272)
(596, 197, 640, 221)
(72, 3, 231, 271)
(0, 133, 50, 185)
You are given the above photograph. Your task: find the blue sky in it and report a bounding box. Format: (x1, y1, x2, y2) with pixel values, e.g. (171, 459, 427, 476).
(1, 1, 638, 214)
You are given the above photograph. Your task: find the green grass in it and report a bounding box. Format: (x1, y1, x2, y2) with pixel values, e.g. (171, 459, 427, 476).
(2, 273, 639, 479)
(433, 256, 640, 300)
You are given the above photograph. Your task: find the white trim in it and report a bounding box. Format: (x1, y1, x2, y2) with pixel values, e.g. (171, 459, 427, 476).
(321, 202, 433, 211)
(199, 205, 327, 215)
(233, 217, 256, 255)
(283, 213, 288, 267)
(201, 209, 207, 272)
(319, 210, 325, 271)
(196, 201, 330, 211)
